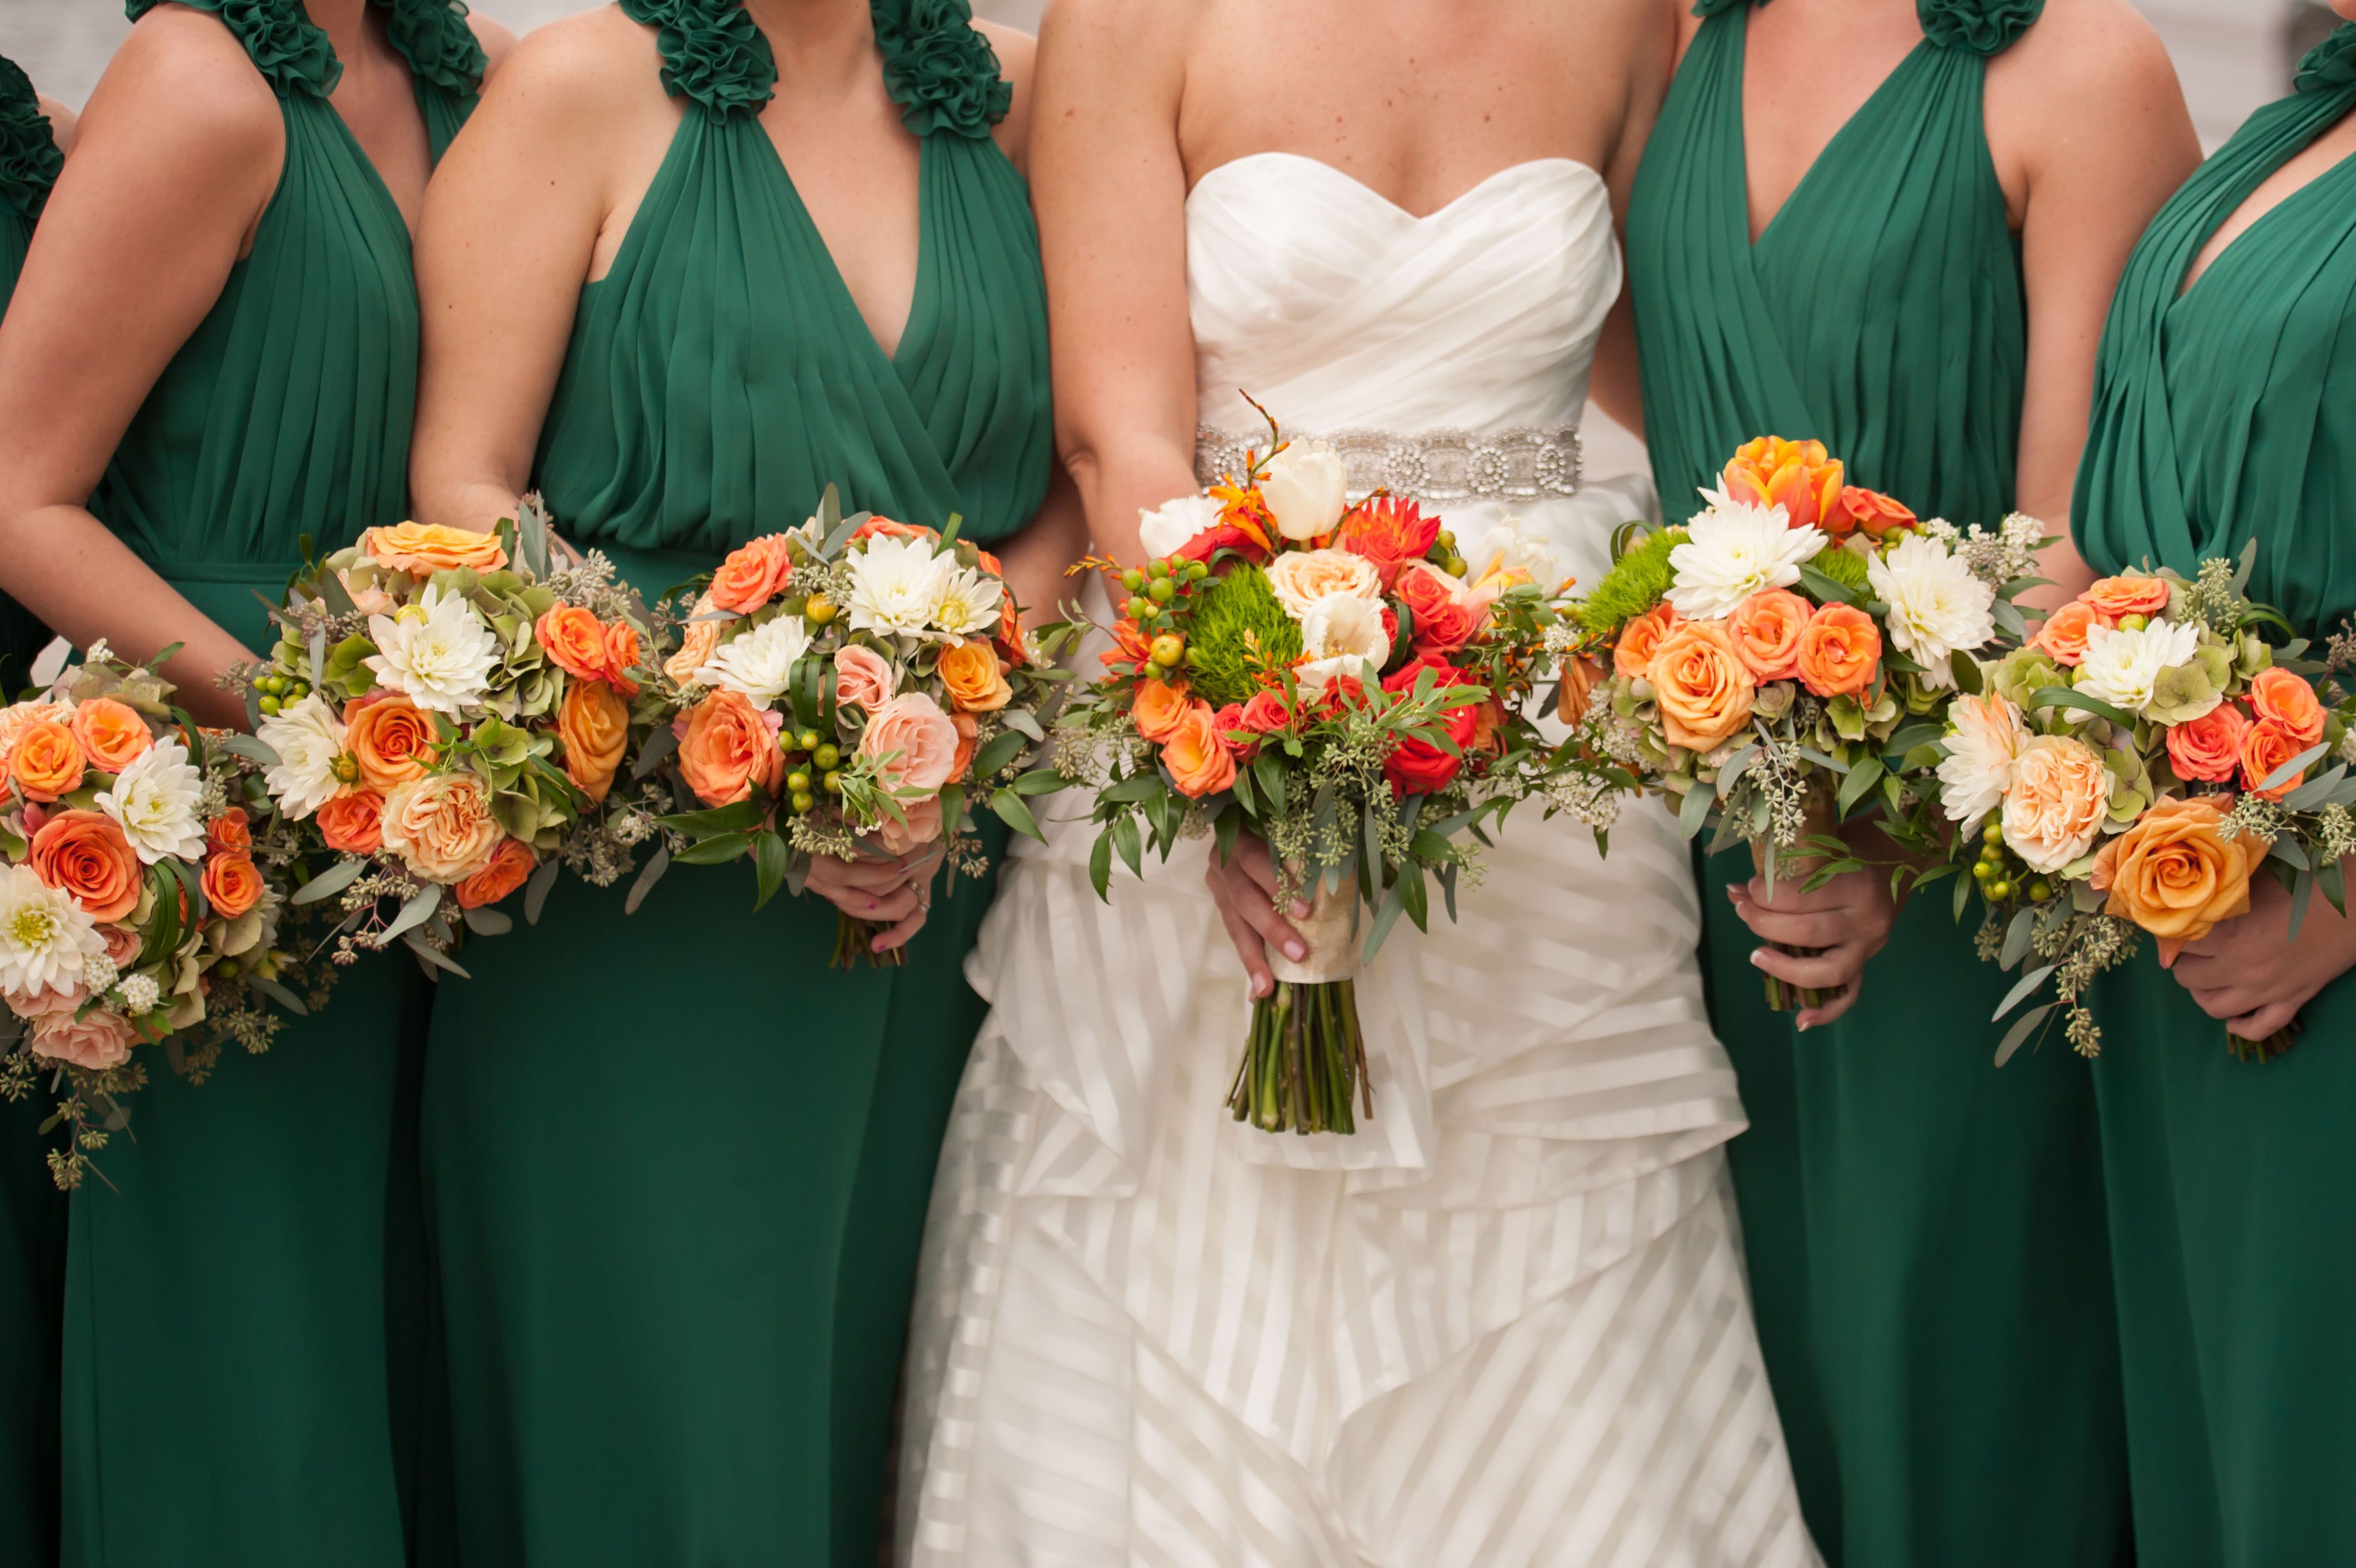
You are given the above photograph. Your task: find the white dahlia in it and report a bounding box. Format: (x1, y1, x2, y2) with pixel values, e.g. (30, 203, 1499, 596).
(1136, 494, 1222, 561)
(1300, 592, 1390, 666)
(694, 614, 812, 707)
(1867, 531, 1997, 689)
(365, 584, 499, 716)
(845, 533, 952, 640)
(96, 737, 206, 864)
(927, 560, 1004, 643)
(2076, 619, 2204, 716)
(257, 694, 352, 821)
(1665, 495, 1825, 621)
(1937, 691, 2027, 831)
(0, 866, 106, 1000)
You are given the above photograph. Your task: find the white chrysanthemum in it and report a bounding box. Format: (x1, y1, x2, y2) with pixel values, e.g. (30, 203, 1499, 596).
(2076, 618, 2204, 715)
(0, 866, 105, 999)
(694, 615, 812, 706)
(96, 737, 206, 865)
(364, 584, 499, 716)
(1937, 691, 2028, 831)
(116, 971, 161, 1016)
(927, 560, 1004, 643)
(1867, 531, 1998, 688)
(257, 694, 352, 821)
(1137, 494, 1222, 560)
(846, 533, 953, 639)
(1665, 494, 1825, 621)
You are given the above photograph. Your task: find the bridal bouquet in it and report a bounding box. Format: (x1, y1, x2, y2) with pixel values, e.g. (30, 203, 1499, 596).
(1042, 412, 1599, 1136)
(0, 641, 320, 1187)
(1569, 437, 2044, 1010)
(1939, 547, 2356, 1064)
(647, 489, 1056, 967)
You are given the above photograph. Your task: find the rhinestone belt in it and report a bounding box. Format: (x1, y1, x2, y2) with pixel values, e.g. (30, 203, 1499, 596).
(1194, 422, 1585, 505)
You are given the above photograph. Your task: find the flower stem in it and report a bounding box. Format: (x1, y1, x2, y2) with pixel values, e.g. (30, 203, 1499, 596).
(828, 911, 907, 971)
(1230, 979, 1370, 1134)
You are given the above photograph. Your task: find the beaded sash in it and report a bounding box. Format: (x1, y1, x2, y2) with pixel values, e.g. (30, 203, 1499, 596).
(1194, 423, 1584, 506)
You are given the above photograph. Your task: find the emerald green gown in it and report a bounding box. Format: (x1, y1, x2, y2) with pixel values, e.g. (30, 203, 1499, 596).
(416, 4, 1050, 1562)
(0, 51, 67, 1568)
(2072, 27, 2356, 1566)
(60, 4, 480, 1564)
(1626, 4, 2129, 1564)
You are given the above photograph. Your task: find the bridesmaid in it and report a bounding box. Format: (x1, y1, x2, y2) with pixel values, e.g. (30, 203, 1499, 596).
(0, 54, 73, 1568)
(404, 1, 1076, 1561)
(1624, 1, 2194, 1563)
(0, 2, 508, 1562)
(2074, 16, 2356, 1564)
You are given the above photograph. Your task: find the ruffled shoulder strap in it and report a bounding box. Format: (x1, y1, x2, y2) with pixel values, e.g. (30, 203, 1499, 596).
(2297, 22, 2356, 94)
(872, 0, 1009, 139)
(619, 0, 776, 118)
(1915, 0, 2042, 56)
(0, 55, 62, 221)
(125, 0, 341, 97)
(380, 0, 486, 99)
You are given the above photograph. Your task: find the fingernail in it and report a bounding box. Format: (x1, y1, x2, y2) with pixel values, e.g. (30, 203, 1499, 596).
(1284, 940, 1306, 961)
(1290, 901, 1311, 917)
(1251, 973, 1270, 998)
(1796, 1019, 1810, 1033)
(1749, 949, 1768, 969)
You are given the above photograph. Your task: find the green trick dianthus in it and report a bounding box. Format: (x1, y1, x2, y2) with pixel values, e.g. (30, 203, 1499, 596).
(1188, 564, 1304, 706)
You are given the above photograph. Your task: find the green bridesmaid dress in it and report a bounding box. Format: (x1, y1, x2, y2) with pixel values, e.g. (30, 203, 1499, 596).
(416, 4, 1050, 1563)
(61, 4, 480, 1564)
(1626, 4, 2130, 1565)
(2072, 27, 2356, 1566)
(0, 52, 67, 1568)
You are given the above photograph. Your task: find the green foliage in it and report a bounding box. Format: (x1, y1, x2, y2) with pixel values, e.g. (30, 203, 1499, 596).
(1576, 527, 1685, 642)
(1806, 544, 1871, 593)
(1189, 565, 1304, 706)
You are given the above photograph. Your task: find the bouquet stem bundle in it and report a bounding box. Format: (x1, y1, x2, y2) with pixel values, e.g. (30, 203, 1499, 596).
(830, 911, 906, 970)
(1230, 867, 1370, 1134)
(1750, 783, 1838, 1014)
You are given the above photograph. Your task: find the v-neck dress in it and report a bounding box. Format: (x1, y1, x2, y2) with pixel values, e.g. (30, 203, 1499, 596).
(415, 4, 1050, 1564)
(0, 50, 69, 1568)
(1626, 5, 2130, 1566)
(59, 5, 481, 1566)
(2072, 27, 2356, 1566)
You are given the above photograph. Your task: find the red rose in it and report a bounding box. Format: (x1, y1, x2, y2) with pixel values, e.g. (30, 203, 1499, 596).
(1394, 561, 1482, 652)
(1380, 657, 1479, 796)
(1212, 702, 1259, 761)
(1239, 688, 1292, 734)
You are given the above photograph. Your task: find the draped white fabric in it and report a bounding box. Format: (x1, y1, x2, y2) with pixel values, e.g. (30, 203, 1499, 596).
(897, 154, 1820, 1568)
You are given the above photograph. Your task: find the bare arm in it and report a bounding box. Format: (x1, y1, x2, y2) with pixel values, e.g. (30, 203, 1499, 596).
(469, 12, 521, 80)
(0, 17, 281, 726)
(1588, 0, 1681, 434)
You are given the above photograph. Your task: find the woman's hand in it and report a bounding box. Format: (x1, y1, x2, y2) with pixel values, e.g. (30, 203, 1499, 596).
(805, 844, 942, 956)
(1727, 862, 1900, 1030)
(1204, 831, 1308, 1000)
(2168, 874, 2356, 1042)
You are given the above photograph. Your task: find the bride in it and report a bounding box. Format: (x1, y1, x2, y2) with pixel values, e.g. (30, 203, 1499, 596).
(898, 1, 1819, 1563)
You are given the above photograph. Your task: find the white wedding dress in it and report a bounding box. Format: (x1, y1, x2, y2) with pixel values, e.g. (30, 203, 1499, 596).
(897, 153, 1820, 1568)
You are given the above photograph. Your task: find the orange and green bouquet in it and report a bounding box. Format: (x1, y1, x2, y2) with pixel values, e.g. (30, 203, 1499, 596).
(1035, 410, 1603, 1136)
(641, 487, 1058, 967)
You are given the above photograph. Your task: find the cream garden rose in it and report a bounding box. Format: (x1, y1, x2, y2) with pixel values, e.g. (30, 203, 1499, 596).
(1262, 547, 1383, 620)
(379, 772, 504, 885)
(1999, 735, 2110, 874)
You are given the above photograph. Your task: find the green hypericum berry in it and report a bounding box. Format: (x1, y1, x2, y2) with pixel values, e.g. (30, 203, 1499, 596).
(1187, 561, 1210, 582)
(790, 791, 817, 814)
(1972, 860, 1995, 881)
(1147, 559, 1170, 581)
(796, 728, 823, 751)
(2028, 879, 2054, 902)
(1148, 578, 1176, 605)
(257, 696, 281, 716)
(1982, 821, 2004, 847)
(787, 771, 812, 795)
(822, 771, 843, 794)
(1987, 881, 2012, 903)
(1121, 569, 1146, 593)
(812, 743, 840, 771)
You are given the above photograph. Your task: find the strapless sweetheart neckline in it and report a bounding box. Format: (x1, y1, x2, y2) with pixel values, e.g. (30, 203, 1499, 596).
(1187, 149, 1604, 223)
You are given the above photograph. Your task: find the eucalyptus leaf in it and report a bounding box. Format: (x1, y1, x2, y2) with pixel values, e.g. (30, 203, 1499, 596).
(1001, 708, 1046, 743)
(524, 854, 563, 924)
(402, 931, 473, 980)
(1362, 886, 1405, 964)
(631, 725, 679, 782)
(1994, 1002, 2055, 1067)
(381, 885, 445, 944)
(462, 905, 514, 936)
(2260, 742, 2330, 794)
(1677, 782, 1714, 839)
(246, 974, 312, 1017)
(1992, 962, 2059, 1023)
(211, 732, 283, 769)
(2290, 869, 2316, 944)
(622, 844, 671, 915)
(290, 856, 367, 907)
(1999, 906, 2037, 971)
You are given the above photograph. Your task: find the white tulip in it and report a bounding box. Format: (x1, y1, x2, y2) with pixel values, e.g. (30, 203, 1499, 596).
(1136, 494, 1223, 561)
(1259, 440, 1349, 542)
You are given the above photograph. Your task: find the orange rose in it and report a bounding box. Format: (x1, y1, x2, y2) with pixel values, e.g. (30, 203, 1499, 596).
(851, 517, 935, 546)
(1722, 436, 1843, 532)
(1161, 699, 1237, 799)
(8, 720, 86, 802)
(2034, 600, 2099, 667)
(1728, 589, 1810, 682)
(29, 809, 141, 922)
(2239, 718, 2310, 802)
(2082, 574, 2172, 623)
(1999, 736, 2110, 873)
(947, 712, 980, 783)
(664, 594, 727, 683)
(379, 772, 505, 884)
(0, 701, 69, 775)
(557, 677, 630, 805)
(1132, 677, 1192, 744)
(674, 689, 784, 807)
(1647, 619, 1756, 752)
(1613, 603, 1680, 680)
(535, 604, 612, 685)
(937, 639, 1012, 713)
(2090, 795, 2265, 962)
(315, 790, 386, 856)
(2165, 702, 2249, 785)
(708, 536, 794, 614)
(1825, 486, 1916, 540)
(207, 809, 252, 854)
(361, 521, 508, 576)
(454, 837, 536, 910)
(69, 698, 153, 774)
(602, 621, 642, 696)
(2247, 666, 2325, 747)
(1795, 602, 1882, 699)
(201, 852, 262, 919)
(343, 693, 437, 792)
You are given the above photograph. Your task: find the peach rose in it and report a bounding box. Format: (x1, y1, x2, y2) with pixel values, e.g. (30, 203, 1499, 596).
(536, 603, 611, 685)
(557, 677, 629, 806)
(1648, 619, 1756, 752)
(344, 693, 437, 792)
(2165, 702, 2250, 786)
(874, 794, 944, 858)
(852, 517, 934, 546)
(1132, 677, 1192, 744)
(361, 521, 508, 576)
(2247, 667, 2325, 747)
(1728, 589, 1810, 682)
(673, 689, 786, 808)
(379, 772, 504, 884)
(7, 981, 84, 1021)
(28, 1008, 136, 1072)
(937, 640, 1012, 713)
(1795, 602, 1882, 699)
(664, 594, 727, 683)
(709, 535, 794, 614)
(2090, 795, 2265, 962)
(207, 809, 252, 854)
(860, 692, 959, 794)
(834, 645, 895, 711)
(315, 790, 386, 856)
(948, 711, 979, 783)
(1556, 653, 1602, 726)
(1999, 735, 2109, 873)
(2239, 718, 2310, 802)
(1722, 436, 1844, 532)
(201, 852, 262, 919)
(1825, 485, 1916, 540)
(2034, 601, 2099, 667)
(30, 810, 141, 922)
(69, 698, 153, 774)
(9, 720, 86, 802)
(1161, 699, 1238, 799)
(1614, 603, 1680, 681)
(602, 621, 642, 696)
(2082, 574, 2171, 623)
(98, 922, 142, 971)
(1262, 547, 1384, 619)
(0, 701, 69, 781)
(454, 837, 536, 910)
